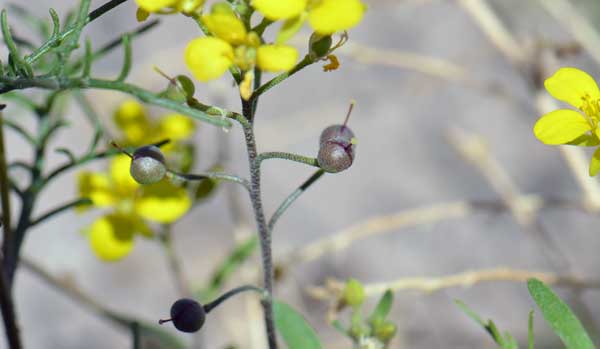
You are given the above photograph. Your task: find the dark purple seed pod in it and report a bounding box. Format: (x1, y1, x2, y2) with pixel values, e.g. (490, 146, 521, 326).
(130, 145, 167, 184)
(319, 124, 355, 146)
(318, 139, 355, 173)
(160, 298, 206, 333)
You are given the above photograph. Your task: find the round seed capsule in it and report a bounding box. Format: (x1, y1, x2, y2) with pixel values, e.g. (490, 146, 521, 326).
(161, 298, 206, 333)
(318, 139, 355, 173)
(130, 145, 167, 184)
(319, 124, 355, 146)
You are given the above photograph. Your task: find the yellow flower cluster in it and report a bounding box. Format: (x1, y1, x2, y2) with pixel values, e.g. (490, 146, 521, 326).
(179, 0, 366, 82)
(533, 67, 600, 176)
(135, 0, 204, 15)
(77, 100, 195, 261)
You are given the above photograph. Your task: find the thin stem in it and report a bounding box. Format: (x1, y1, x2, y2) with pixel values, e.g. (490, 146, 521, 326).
(240, 96, 278, 348)
(251, 55, 314, 100)
(25, 0, 127, 65)
(0, 108, 21, 349)
(160, 224, 190, 297)
(0, 76, 235, 129)
(0, 263, 21, 349)
(168, 170, 251, 191)
(203, 285, 265, 313)
(256, 152, 319, 168)
(268, 169, 325, 232)
(0, 109, 13, 238)
(29, 198, 92, 227)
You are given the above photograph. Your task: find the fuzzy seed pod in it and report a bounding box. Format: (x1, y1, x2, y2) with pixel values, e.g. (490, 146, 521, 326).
(319, 124, 355, 145)
(317, 124, 356, 173)
(167, 298, 206, 333)
(130, 145, 167, 184)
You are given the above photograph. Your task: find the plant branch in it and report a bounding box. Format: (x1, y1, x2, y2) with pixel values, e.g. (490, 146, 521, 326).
(268, 169, 324, 232)
(250, 55, 314, 101)
(29, 198, 92, 227)
(307, 268, 600, 300)
(0, 76, 234, 129)
(241, 105, 278, 349)
(169, 171, 251, 191)
(256, 152, 319, 168)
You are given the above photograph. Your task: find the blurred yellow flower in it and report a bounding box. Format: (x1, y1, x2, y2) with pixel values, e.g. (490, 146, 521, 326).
(113, 99, 195, 151)
(202, 12, 247, 45)
(256, 44, 299, 72)
(185, 37, 235, 82)
(135, 0, 204, 14)
(79, 155, 191, 261)
(253, 0, 366, 35)
(533, 67, 600, 176)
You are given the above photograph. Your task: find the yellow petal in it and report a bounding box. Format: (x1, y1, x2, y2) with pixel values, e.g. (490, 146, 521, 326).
(308, 0, 366, 35)
(202, 13, 247, 45)
(158, 114, 195, 141)
(110, 155, 140, 194)
(88, 215, 135, 261)
(544, 67, 600, 109)
(134, 0, 178, 13)
(533, 109, 591, 145)
(257, 44, 298, 72)
(567, 134, 600, 146)
(135, 180, 191, 223)
(590, 147, 600, 176)
(114, 99, 151, 145)
(177, 0, 205, 14)
(240, 71, 254, 100)
(276, 13, 308, 44)
(252, 0, 307, 20)
(78, 172, 115, 208)
(185, 37, 234, 81)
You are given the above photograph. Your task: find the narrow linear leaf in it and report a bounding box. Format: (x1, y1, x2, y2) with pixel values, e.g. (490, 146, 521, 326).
(527, 278, 594, 349)
(528, 309, 535, 349)
(369, 289, 393, 324)
(274, 301, 322, 349)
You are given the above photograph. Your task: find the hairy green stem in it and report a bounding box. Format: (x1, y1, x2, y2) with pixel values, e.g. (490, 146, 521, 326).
(0, 76, 234, 128)
(242, 111, 278, 349)
(256, 152, 319, 168)
(251, 55, 314, 100)
(169, 171, 251, 191)
(268, 169, 325, 232)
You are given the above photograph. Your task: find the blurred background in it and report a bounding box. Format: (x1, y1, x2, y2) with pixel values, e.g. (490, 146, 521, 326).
(2, 0, 600, 348)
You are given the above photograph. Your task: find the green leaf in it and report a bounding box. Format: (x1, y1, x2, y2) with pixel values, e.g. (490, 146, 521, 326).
(330, 320, 347, 336)
(455, 300, 517, 349)
(368, 290, 393, 324)
(176, 75, 195, 98)
(274, 301, 322, 349)
(527, 278, 594, 349)
(528, 309, 535, 349)
(533, 110, 591, 145)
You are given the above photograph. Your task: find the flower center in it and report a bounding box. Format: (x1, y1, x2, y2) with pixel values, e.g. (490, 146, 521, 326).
(580, 94, 600, 129)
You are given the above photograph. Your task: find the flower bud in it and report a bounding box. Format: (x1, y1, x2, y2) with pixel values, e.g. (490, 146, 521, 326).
(309, 33, 333, 59)
(343, 278, 365, 307)
(130, 145, 167, 184)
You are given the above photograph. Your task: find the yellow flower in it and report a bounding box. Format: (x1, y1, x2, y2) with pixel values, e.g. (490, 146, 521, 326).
(113, 99, 196, 151)
(533, 67, 600, 176)
(308, 0, 366, 35)
(135, 0, 204, 14)
(252, 0, 307, 20)
(253, 0, 366, 36)
(257, 44, 299, 72)
(202, 12, 247, 45)
(185, 37, 234, 82)
(79, 155, 191, 261)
